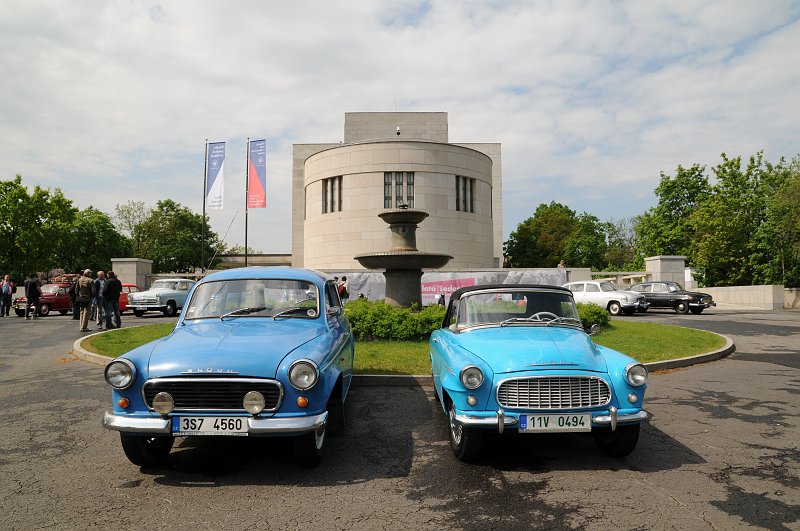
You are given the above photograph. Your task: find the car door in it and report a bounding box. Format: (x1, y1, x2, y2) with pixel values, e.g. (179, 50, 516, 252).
(568, 283, 587, 304)
(584, 282, 606, 307)
(324, 280, 353, 397)
(649, 283, 671, 308)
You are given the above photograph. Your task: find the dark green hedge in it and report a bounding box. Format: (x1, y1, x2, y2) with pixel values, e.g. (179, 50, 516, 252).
(344, 299, 447, 340)
(576, 302, 610, 329)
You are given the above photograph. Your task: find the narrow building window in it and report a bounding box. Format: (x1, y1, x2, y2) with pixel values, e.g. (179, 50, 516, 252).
(322, 176, 343, 214)
(384, 172, 392, 208)
(406, 172, 414, 208)
(322, 179, 328, 214)
(395, 172, 404, 207)
(455, 176, 461, 211)
(455, 176, 476, 213)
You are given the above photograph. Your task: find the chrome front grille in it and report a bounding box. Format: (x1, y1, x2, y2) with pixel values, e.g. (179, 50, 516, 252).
(497, 376, 611, 410)
(143, 378, 283, 412)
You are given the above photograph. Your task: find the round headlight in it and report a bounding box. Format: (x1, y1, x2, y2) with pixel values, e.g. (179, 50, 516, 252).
(152, 392, 174, 415)
(460, 366, 484, 390)
(105, 359, 136, 389)
(243, 391, 266, 414)
(624, 363, 648, 387)
(289, 360, 318, 390)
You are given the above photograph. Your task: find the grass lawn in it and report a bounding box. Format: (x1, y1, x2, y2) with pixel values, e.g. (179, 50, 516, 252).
(82, 320, 726, 374)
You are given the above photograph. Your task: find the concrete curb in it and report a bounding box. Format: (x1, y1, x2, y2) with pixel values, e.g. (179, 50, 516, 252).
(72, 329, 735, 386)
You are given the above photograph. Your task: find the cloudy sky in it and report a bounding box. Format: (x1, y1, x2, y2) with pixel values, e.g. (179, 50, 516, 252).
(2, 1, 799, 255)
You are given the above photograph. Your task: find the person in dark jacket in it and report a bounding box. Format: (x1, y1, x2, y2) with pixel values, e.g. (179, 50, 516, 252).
(103, 271, 123, 329)
(1, 275, 15, 317)
(23, 273, 41, 320)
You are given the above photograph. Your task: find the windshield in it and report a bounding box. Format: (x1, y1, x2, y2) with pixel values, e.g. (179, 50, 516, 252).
(183, 278, 319, 320)
(41, 284, 61, 294)
(152, 280, 177, 290)
(666, 282, 683, 292)
(454, 290, 580, 329)
(599, 281, 616, 292)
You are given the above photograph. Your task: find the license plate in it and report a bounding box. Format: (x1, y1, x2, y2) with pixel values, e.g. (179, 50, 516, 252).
(172, 416, 248, 436)
(519, 413, 591, 433)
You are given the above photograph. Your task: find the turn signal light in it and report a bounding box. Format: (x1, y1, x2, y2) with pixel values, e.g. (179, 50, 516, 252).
(118, 397, 130, 409)
(297, 396, 309, 408)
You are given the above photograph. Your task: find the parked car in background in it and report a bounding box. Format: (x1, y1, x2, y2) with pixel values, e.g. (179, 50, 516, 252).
(13, 282, 72, 317)
(563, 280, 649, 316)
(127, 279, 195, 317)
(119, 284, 141, 314)
(430, 284, 650, 462)
(625, 281, 716, 314)
(103, 267, 354, 468)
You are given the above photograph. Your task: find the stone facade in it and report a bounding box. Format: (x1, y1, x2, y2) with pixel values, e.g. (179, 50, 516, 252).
(292, 112, 502, 270)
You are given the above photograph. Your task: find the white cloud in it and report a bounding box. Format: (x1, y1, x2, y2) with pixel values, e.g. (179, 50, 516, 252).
(1, 0, 798, 254)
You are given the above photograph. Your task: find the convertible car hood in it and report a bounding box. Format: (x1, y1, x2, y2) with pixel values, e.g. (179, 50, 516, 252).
(456, 326, 608, 374)
(147, 319, 325, 378)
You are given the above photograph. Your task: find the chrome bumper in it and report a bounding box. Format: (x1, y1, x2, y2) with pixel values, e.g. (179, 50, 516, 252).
(103, 411, 327, 436)
(453, 407, 650, 433)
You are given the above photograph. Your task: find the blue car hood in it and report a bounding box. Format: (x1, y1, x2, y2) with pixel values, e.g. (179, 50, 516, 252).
(456, 326, 608, 374)
(147, 319, 325, 378)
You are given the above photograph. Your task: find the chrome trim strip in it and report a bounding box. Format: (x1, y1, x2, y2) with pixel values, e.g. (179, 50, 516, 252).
(497, 408, 505, 434)
(103, 411, 170, 433)
(454, 412, 517, 428)
(593, 410, 649, 426)
(142, 377, 284, 413)
(248, 411, 328, 434)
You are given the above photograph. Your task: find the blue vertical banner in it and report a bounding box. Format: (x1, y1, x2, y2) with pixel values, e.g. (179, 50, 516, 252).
(206, 142, 225, 210)
(247, 139, 267, 209)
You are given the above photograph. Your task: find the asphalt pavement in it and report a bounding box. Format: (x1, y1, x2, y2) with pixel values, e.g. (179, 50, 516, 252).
(0, 307, 798, 530)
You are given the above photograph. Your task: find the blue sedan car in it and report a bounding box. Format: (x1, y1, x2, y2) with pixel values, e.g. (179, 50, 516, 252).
(103, 267, 354, 467)
(430, 284, 649, 461)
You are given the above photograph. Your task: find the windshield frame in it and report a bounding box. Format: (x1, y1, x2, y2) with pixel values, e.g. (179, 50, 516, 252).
(182, 278, 321, 321)
(450, 288, 582, 332)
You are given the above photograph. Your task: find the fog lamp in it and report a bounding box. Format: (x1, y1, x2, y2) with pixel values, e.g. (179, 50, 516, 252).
(628, 393, 638, 404)
(152, 392, 174, 415)
(117, 397, 130, 409)
(243, 391, 266, 414)
(467, 395, 478, 406)
(297, 396, 309, 408)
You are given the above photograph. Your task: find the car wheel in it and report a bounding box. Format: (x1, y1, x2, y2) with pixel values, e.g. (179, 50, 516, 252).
(15, 309, 25, 317)
(163, 301, 177, 317)
(690, 308, 704, 315)
(608, 302, 622, 316)
(448, 400, 483, 461)
(119, 434, 173, 467)
(38, 304, 50, 316)
(593, 424, 640, 458)
(133, 310, 145, 317)
(675, 301, 690, 314)
(293, 424, 326, 468)
(59, 310, 69, 315)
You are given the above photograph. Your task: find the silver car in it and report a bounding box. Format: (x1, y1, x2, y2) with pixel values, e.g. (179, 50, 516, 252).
(127, 279, 196, 317)
(563, 280, 649, 316)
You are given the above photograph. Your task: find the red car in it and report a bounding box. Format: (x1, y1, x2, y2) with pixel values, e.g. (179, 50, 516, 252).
(13, 282, 142, 317)
(13, 283, 72, 316)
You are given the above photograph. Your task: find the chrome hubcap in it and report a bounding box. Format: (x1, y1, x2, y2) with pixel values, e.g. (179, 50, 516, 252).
(449, 405, 462, 445)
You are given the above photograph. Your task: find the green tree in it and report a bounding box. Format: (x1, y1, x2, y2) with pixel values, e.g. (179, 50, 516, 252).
(562, 213, 608, 269)
(504, 202, 577, 267)
(53, 207, 131, 273)
(114, 200, 156, 258)
(0, 175, 76, 280)
(634, 164, 710, 265)
(690, 153, 769, 286)
(140, 199, 222, 273)
(603, 217, 641, 270)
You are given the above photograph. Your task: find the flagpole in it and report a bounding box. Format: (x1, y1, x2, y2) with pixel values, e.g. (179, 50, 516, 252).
(245, 137, 250, 268)
(202, 139, 208, 274)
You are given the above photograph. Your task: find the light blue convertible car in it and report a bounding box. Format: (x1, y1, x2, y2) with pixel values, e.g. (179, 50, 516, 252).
(103, 267, 354, 468)
(430, 284, 649, 461)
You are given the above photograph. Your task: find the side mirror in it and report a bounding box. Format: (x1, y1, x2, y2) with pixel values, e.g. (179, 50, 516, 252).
(326, 306, 342, 317)
(588, 324, 601, 336)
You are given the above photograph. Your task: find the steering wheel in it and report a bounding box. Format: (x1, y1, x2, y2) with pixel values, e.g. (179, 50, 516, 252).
(530, 312, 559, 321)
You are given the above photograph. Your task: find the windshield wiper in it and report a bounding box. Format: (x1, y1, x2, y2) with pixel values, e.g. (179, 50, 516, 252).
(272, 307, 310, 319)
(220, 306, 267, 320)
(500, 316, 582, 327)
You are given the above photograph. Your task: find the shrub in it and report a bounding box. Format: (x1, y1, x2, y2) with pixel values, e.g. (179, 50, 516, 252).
(576, 303, 610, 329)
(344, 299, 447, 340)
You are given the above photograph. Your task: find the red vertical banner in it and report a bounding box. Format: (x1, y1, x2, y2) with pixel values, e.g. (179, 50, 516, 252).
(248, 139, 267, 208)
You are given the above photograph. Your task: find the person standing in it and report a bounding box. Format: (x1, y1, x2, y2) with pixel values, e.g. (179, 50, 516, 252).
(93, 271, 106, 330)
(69, 272, 81, 320)
(103, 271, 122, 329)
(1, 275, 15, 317)
(338, 276, 349, 304)
(23, 273, 41, 320)
(77, 269, 95, 332)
